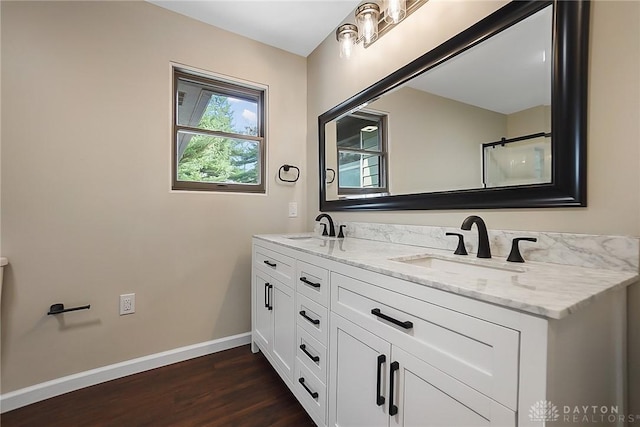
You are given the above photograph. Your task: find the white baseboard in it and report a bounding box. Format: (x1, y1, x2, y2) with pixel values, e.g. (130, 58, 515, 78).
(0, 332, 251, 413)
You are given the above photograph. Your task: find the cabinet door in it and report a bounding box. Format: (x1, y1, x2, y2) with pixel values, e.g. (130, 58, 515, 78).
(329, 313, 391, 427)
(390, 347, 515, 427)
(271, 281, 295, 382)
(253, 271, 273, 351)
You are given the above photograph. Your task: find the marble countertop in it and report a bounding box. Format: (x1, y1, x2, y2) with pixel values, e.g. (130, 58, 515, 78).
(255, 233, 639, 319)
(0, 257, 7, 267)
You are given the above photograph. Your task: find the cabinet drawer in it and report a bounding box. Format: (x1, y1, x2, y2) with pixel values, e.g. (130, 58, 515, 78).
(296, 261, 329, 308)
(297, 293, 329, 346)
(296, 326, 327, 384)
(295, 359, 326, 426)
(254, 246, 294, 286)
(331, 272, 520, 410)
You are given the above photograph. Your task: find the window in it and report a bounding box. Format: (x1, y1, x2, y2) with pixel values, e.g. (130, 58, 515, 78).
(172, 68, 265, 192)
(336, 111, 388, 195)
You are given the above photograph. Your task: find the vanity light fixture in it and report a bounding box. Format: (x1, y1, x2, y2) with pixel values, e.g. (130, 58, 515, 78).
(337, 24, 358, 58)
(336, 0, 426, 59)
(383, 0, 406, 24)
(356, 2, 381, 44)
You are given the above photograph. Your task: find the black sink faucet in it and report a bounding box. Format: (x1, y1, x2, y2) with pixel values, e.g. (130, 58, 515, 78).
(460, 215, 491, 258)
(315, 213, 336, 237)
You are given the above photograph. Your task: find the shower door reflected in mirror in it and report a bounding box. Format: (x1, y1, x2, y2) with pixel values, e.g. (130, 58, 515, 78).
(483, 133, 551, 188)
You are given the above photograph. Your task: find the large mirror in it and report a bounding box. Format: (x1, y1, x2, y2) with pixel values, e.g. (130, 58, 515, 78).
(319, 0, 589, 211)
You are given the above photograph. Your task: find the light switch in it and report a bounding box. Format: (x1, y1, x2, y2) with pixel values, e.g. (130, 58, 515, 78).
(288, 202, 298, 218)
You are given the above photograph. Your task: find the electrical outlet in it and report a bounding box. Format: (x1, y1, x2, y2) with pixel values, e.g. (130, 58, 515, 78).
(120, 293, 135, 315)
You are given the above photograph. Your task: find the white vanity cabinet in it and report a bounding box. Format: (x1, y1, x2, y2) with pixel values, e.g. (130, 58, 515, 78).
(252, 245, 296, 384)
(251, 237, 630, 427)
(329, 314, 515, 427)
(328, 273, 517, 427)
(294, 260, 331, 425)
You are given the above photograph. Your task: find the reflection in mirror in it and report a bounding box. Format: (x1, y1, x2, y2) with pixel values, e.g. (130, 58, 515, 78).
(324, 4, 552, 200)
(483, 132, 551, 188)
(331, 111, 388, 198)
(318, 0, 590, 211)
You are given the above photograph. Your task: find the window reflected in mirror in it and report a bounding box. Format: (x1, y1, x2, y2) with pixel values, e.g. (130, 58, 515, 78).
(329, 111, 388, 199)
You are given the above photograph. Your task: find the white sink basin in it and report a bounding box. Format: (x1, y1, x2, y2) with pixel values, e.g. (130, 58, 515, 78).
(392, 255, 525, 280)
(286, 236, 315, 240)
(286, 235, 339, 241)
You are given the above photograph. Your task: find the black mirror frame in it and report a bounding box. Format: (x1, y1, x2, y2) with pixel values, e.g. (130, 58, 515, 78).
(319, 0, 589, 211)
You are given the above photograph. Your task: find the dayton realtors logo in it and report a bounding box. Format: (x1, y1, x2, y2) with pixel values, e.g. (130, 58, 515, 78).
(529, 401, 639, 424)
(529, 401, 560, 422)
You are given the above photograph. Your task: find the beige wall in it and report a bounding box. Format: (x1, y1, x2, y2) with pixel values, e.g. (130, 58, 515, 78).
(0, 1, 307, 393)
(507, 105, 551, 137)
(371, 87, 505, 194)
(324, 87, 506, 197)
(307, 0, 640, 413)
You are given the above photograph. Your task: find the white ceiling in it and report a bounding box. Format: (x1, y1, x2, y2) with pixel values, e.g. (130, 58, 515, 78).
(407, 5, 552, 114)
(147, 0, 360, 57)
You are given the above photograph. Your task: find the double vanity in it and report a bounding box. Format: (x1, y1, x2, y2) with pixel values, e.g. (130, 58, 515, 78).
(251, 221, 638, 427)
(250, 0, 630, 424)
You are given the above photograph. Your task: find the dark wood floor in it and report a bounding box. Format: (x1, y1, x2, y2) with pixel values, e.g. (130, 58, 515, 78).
(1, 345, 316, 427)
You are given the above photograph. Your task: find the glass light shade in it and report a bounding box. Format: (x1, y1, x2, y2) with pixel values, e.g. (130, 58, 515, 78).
(340, 34, 355, 58)
(383, 0, 406, 24)
(356, 3, 380, 44)
(336, 24, 358, 59)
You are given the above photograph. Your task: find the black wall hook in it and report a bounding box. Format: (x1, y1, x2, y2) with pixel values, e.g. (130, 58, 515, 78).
(47, 303, 91, 315)
(278, 164, 300, 183)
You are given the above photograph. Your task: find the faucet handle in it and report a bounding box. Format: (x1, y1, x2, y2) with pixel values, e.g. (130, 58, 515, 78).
(338, 225, 347, 238)
(507, 237, 537, 263)
(445, 232, 468, 255)
(320, 223, 328, 236)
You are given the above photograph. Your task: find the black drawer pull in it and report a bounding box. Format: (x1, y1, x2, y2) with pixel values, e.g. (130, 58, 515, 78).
(263, 260, 277, 268)
(299, 310, 320, 325)
(376, 354, 386, 406)
(371, 308, 413, 329)
(298, 377, 319, 399)
(264, 283, 269, 308)
(300, 276, 321, 288)
(300, 344, 320, 363)
(389, 361, 399, 416)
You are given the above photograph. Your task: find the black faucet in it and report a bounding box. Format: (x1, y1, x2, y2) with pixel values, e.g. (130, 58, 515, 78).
(315, 213, 336, 237)
(460, 215, 491, 258)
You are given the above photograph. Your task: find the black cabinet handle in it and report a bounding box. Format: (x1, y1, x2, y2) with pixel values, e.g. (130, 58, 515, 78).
(263, 260, 277, 268)
(376, 354, 386, 406)
(298, 377, 319, 399)
(300, 277, 321, 288)
(371, 308, 413, 330)
(299, 310, 320, 325)
(389, 361, 399, 416)
(264, 283, 269, 308)
(267, 284, 273, 311)
(300, 344, 320, 363)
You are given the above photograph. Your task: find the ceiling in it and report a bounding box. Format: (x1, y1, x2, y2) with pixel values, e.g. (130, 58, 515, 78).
(407, 5, 552, 114)
(147, 0, 361, 57)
